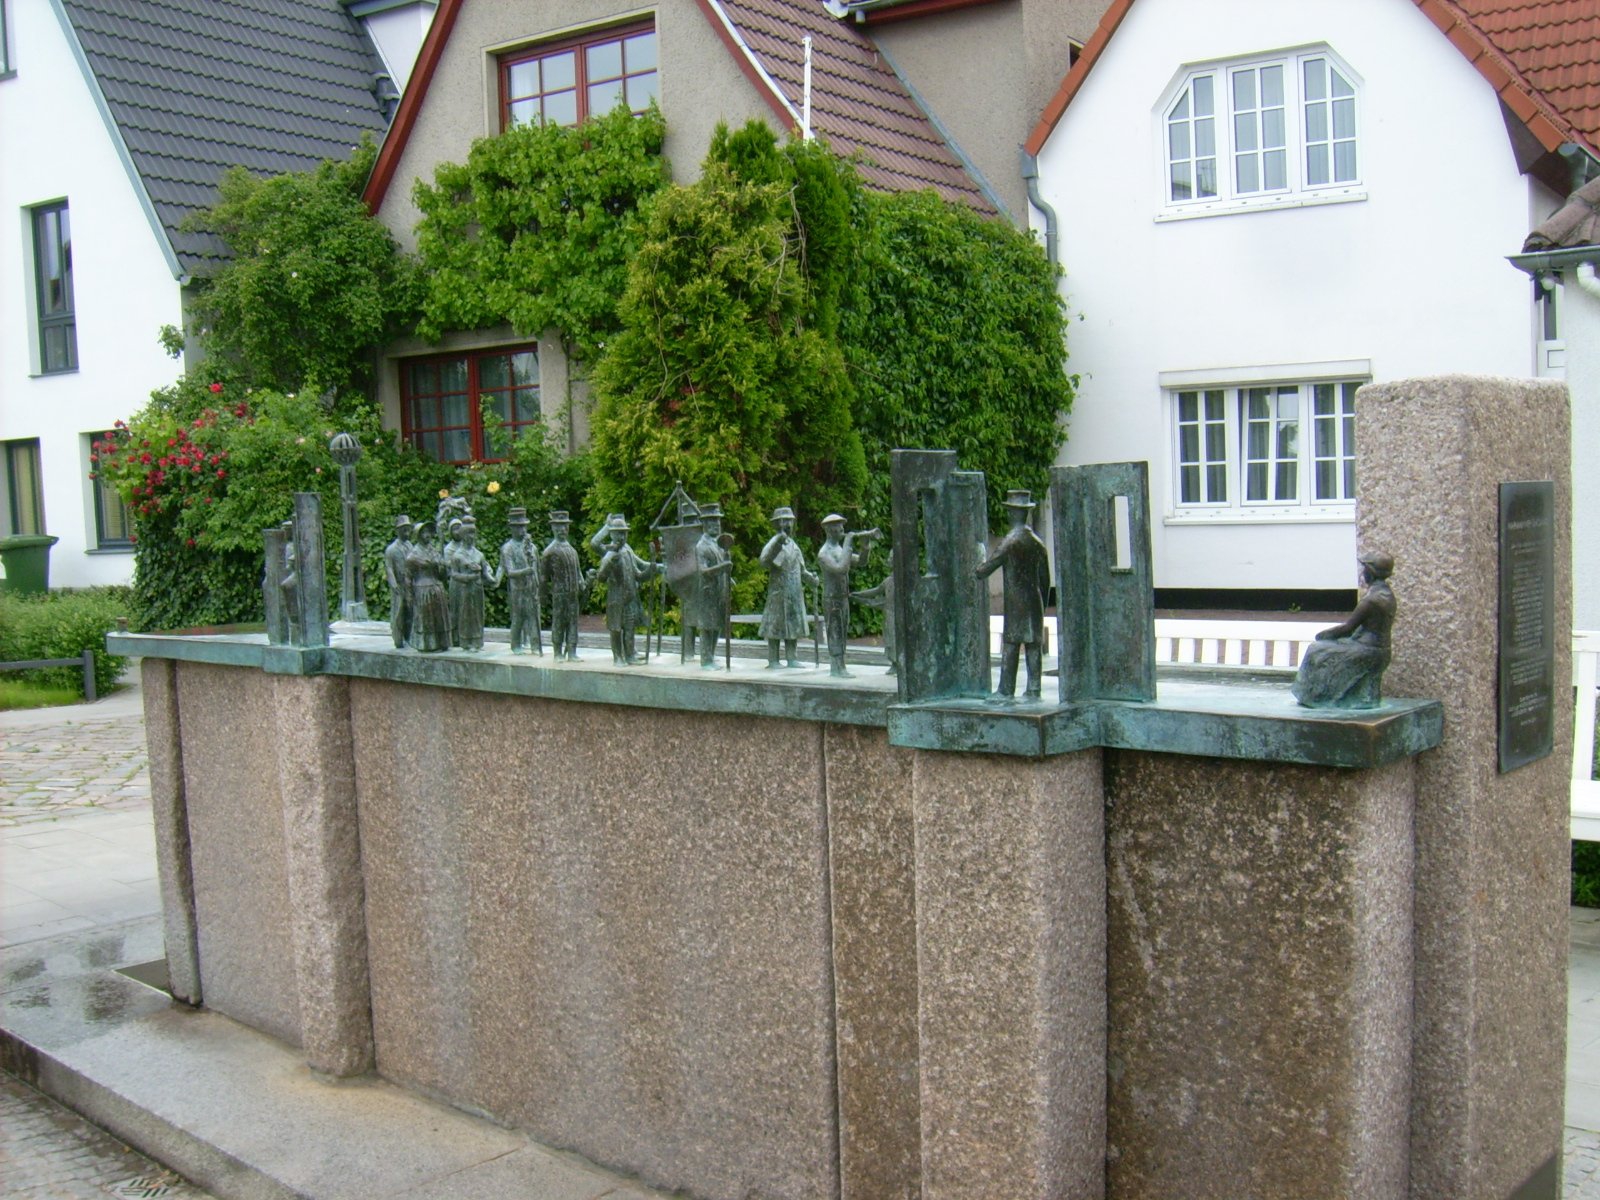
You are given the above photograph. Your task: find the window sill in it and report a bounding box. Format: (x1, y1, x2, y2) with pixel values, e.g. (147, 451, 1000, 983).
(87, 545, 134, 555)
(31, 367, 79, 379)
(1155, 187, 1367, 224)
(1165, 508, 1355, 526)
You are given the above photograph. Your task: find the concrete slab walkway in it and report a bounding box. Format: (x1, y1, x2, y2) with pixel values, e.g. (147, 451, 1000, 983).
(3, 670, 1597, 1197)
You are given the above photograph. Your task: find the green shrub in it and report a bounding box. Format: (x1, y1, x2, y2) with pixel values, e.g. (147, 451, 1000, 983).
(0, 588, 131, 697)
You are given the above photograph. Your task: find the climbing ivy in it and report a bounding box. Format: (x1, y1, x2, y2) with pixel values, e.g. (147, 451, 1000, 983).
(841, 187, 1074, 537)
(412, 104, 671, 365)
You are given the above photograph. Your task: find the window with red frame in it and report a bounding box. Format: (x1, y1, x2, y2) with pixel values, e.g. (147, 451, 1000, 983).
(402, 347, 540, 464)
(500, 22, 658, 130)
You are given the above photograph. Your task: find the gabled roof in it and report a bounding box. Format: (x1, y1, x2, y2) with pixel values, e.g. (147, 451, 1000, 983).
(363, 0, 997, 218)
(1023, 0, 1600, 162)
(56, 0, 393, 278)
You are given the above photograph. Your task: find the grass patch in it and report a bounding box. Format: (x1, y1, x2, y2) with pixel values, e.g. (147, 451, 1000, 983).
(0, 675, 86, 710)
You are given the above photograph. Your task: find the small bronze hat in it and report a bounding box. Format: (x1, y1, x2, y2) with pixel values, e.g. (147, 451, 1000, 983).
(507, 507, 529, 526)
(821, 513, 846, 526)
(607, 514, 631, 533)
(699, 502, 722, 519)
(549, 510, 570, 525)
(771, 505, 796, 522)
(394, 514, 412, 529)
(1002, 488, 1037, 511)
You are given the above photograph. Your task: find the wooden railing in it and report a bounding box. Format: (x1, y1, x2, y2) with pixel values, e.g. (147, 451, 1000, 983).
(0, 647, 98, 702)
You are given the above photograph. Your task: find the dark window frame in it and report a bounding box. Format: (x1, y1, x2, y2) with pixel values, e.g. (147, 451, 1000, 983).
(90, 433, 133, 549)
(32, 201, 77, 374)
(5, 439, 44, 536)
(0, 0, 14, 77)
(498, 19, 658, 131)
(400, 345, 542, 464)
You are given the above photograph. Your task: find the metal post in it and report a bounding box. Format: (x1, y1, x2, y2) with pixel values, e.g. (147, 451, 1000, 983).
(329, 433, 368, 621)
(81, 647, 96, 703)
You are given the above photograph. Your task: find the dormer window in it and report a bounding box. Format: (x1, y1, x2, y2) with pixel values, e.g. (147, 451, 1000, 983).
(1161, 49, 1361, 217)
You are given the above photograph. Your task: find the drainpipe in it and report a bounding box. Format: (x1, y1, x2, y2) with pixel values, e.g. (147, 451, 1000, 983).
(1578, 261, 1600, 301)
(1020, 148, 1058, 268)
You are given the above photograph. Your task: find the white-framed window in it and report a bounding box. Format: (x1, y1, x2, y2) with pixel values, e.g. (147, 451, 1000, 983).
(1160, 48, 1362, 218)
(1167, 372, 1363, 521)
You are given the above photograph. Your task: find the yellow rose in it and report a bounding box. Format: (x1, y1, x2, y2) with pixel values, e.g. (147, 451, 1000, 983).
(487, 480, 501, 495)
(438, 488, 450, 499)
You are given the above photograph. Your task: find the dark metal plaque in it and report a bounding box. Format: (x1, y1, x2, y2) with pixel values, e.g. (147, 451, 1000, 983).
(1499, 480, 1555, 772)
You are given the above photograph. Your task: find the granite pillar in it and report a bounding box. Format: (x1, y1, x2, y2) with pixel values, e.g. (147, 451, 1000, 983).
(1358, 376, 1571, 1200)
(911, 746, 1105, 1200)
(177, 662, 301, 1048)
(1104, 753, 1415, 1200)
(823, 724, 920, 1199)
(141, 657, 200, 1006)
(273, 674, 373, 1077)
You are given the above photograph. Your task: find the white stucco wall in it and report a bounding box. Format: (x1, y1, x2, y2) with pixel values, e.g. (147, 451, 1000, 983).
(362, 1, 437, 90)
(1034, 0, 1539, 592)
(1561, 277, 1600, 630)
(0, 0, 183, 588)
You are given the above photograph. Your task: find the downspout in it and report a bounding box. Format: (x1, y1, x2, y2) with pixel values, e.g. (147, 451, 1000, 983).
(1020, 148, 1058, 268)
(1577, 261, 1600, 301)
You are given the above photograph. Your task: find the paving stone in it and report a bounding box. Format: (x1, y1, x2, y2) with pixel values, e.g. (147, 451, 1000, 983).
(0, 1071, 215, 1199)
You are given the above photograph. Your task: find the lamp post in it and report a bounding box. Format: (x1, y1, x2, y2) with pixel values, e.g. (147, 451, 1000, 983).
(329, 432, 368, 621)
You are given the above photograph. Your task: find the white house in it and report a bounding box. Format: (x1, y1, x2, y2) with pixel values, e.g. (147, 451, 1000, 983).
(0, 0, 429, 590)
(1024, 0, 1596, 605)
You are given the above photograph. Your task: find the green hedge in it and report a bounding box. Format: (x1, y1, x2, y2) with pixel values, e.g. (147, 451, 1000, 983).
(0, 588, 131, 697)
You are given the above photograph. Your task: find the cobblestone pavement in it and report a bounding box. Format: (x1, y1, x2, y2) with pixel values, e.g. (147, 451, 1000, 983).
(1570, 1128, 1600, 1198)
(0, 712, 151, 827)
(0, 1071, 215, 1198)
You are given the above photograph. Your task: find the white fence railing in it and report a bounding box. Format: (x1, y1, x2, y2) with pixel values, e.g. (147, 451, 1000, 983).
(1575, 632, 1600, 841)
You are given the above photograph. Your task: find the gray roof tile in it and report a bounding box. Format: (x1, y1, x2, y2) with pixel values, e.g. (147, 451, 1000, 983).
(59, 0, 392, 274)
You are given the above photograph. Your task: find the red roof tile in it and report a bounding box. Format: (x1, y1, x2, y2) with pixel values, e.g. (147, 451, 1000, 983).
(715, 0, 999, 215)
(1024, 0, 1600, 161)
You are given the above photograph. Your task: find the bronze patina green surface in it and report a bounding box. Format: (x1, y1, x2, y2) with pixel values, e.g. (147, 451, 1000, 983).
(109, 627, 1442, 768)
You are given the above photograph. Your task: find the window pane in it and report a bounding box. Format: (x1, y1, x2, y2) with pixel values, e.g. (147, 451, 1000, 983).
(1304, 58, 1327, 101)
(510, 351, 537, 386)
(543, 90, 577, 126)
(1343, 459, 1355, 499)
(543, 51, 575, 91)
(1196, 158, 1217, 198)
(409, 361, 437, 394)
(1195, 117, 1215, 157)
(1180, 464, 1199, 505)
(487, 391, 512, 427)
(1264, 150, 1286, 190)
(508, 98, 539, 127)
(588, 78, 624, 115)
(409, 395, 439, 429)
(586, 39, 623, 80)
(1206, 464, 1227, 502)
(1205, 419, 1226, 462)
(1263, 108, 1285, 148)
(479, 355, 509, 391)
(1203, 391, 1225, 421)
(1332, 97, 1355, 139)
(1261, 65, 1283, 107)
(1331, 67, 1354, 99)
(1171, 162, 1192, 202)
(1306, 102, 1328, 142)
(43, 324, 74, 372)
(513, 389, 540, 425)
(624, 32, 657, 72)
(1234, 112, 1257, 153)
(626, 72, 658, 112)
(1171, 92, 1190, 122)
(1333, 141, 1357, 181)
(507, 60, 538, 97)
(1169, 121, 1191, 160)
(1236, 153, 1258, 194)
(1178, 392, 1197, 422)
(1232, 69, 1255, 110)
(442, 429, 472, 463)
(1316, 459, 1336, 500)
(1276, 462, 1297, 500)
(439, 359, 468, 392)
(1306, 144, 1329, 186)
(1193, 75, 1212, 117)
(1247, 461, 1266, 501)
(1179, 423, 1198, 461)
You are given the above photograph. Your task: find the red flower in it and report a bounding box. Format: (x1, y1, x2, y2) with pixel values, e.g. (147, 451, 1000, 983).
(215, 468, 226, 479)
(186, 537, 196, 547)
(89, 453, 98, 462)
(209, 382, 223, 394)
(140, 453, 151, 464)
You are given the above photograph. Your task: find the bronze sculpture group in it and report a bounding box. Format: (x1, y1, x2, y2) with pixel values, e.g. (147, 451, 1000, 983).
(276, 459, 1397, 709)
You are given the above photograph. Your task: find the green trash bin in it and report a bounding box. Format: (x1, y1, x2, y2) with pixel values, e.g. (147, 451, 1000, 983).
(0, 534, 59, 595)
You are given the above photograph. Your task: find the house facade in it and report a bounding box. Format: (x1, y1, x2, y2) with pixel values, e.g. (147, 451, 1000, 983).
(0, 0, 417, 590)
(1025, 0, 1595, 601)
(361, 0, 1101, 463)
